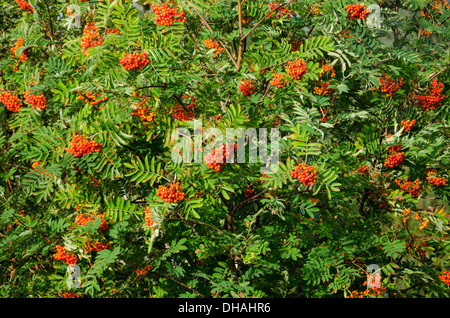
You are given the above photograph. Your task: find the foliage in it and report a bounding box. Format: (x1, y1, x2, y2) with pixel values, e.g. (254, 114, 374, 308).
(1, 0, 450, 298)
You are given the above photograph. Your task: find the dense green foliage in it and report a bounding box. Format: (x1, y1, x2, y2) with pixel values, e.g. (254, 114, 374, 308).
(1, 0, 450, 298)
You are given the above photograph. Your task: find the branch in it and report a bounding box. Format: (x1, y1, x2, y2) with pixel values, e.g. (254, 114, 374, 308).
(241, 0, 295, 42)
(236, 0, 244, 71)
(149, 271, 207, 298)
(188, 2, 238, 69)
(166, 217, 224, 234)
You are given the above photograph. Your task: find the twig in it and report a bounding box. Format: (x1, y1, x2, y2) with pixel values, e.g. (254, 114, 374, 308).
(241, 0, 295, 42)
(149, 271, 206, 298)
(187, 2, 238, 69)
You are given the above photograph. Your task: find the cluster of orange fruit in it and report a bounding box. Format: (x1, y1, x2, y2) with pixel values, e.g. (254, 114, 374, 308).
(24, 90, 47, 110)
(119, 52, 150, 71)
(136, 264, 153, 276)
(239, 79, 255, 95)
(268, 2, 292, 19)
(350, 164, 369, 176)
(157, 182, 186, 203)
(66, 134, 103, 158)
(401, 119, 416, 132)
(270, 73, 287, 88)
(431, 0, 450, 14)
(416, 78, 445, 111)
(61, 292, 81, 298)
(314, 82, 332, 95)
(172, 95, 196, 121)
(402, 208, 411, 223)
(204, 144, 235, 172)
(76, 90, 108, 106)
(388, 145, 401, 154)
(384, 151, 405, 168)
(345, 3, 369, 20)
(286, 58, 308, 80)
(10, 38, 29, 63)
(291, 163, 318, 186)
(319, 63, 336, 78)
(378, 75, 404, 97)
(80, 23, 103, 54)
(204, 39, 224, 58)
(395, 177, 421, 198)
(151, 3, 187, 26)
(0, 91, 22, 112)
(438, 270, 450, 286)
(244, 188, 255, 200)
(132, 97, 156, 125)
(75, 213, 109, 232)
(32, 161, 52, 178)
(144, 206, 157, 229)
(14, 0, 33, 13)
(53, 245, 77, 266)
(84, 240, 109, 252)
(426, 171, 448, 186)
(106, 28, 121, 35)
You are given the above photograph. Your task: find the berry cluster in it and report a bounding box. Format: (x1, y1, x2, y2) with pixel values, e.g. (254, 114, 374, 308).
(244, 188, 255, 200)
(419, 218, 429, 231)
(24, 90, 47, 110)
(75, 213, 109, 232)
(66, 134, 103, 158)
(268, 2, 292, 19)
(76, 90, 108, 106)
(350, 164, 368, 176)
(431, 0, 450, 14)
(426, 171, 448, 186)
(402, 208, 411, 223)
(32, 161, 51, 177)
(204, 144, 235, 172)
(314, 82, 332, 95)
(378, 75, 404, 97)
(53, 245, 77, 265)
(14, 209, 26, 226)
(172, 95, 196, 121)
(388, 145, 401, 154)
(84, 240, 108, 252)
(81, 23, 103, 54)
(136, 264, 153, 276)
(286, 58, 308, 80)
(291, 163, 318, 186)
(157, 182, 185, 203)
(0, 91, 22, 112)
(151, 3, 187, 26)
(422, 30, 432, 37)
(439, 270, 450, 287)
(395, 178, 421, 197)
(416, 78, 445, 111)
(384, 151, 405, 168)
(61, 292, 81, 298)
(290, 39, 302, 52)
(345, 3, 369, 20)
(119, 52, 150, 71)
(10, 38, 29, 63)
(14, 0, 33, 13)
(144, 206, 156, 229)
(319, 63, 336, 78)
(204, 39, 224, 58)
(401, 119, 416, 132)
(132, 97, 156, 125)
(270, 73, 287, 88)
(346, 285, 386, 298)
(106, 28, 121, 35)
(239, 79, 255, 95)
